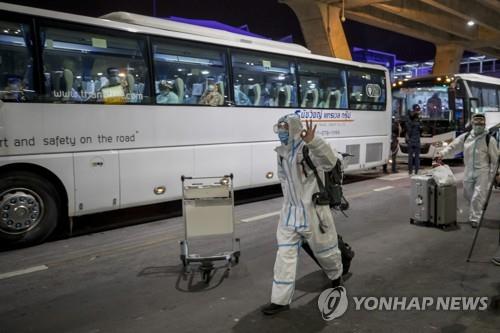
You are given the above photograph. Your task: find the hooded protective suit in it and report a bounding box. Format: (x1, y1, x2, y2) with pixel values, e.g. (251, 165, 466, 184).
(439, 129, 498, 223)
(271, 113, 343, 305)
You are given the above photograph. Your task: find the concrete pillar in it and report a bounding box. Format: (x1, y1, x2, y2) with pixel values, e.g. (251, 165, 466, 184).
(280, 0, 352, 60)
(432, 43, 464, 75)
(317, 3, 352, 60)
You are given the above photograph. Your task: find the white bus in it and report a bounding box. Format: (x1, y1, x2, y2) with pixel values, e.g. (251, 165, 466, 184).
(392, 73, 500, 159)
(0, 3, 391, 246)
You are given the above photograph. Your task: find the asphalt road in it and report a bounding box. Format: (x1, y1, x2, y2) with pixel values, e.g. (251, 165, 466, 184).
(1, 165, 499, 333)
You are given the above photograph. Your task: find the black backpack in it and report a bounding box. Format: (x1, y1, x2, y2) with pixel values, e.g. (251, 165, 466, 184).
(464, 131, 491, 147)
(302, 145, 349, 212)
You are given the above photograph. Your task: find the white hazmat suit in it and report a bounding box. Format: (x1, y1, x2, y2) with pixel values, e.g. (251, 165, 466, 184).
(271, 114, 343, 306)
(439, 129, 498, 224)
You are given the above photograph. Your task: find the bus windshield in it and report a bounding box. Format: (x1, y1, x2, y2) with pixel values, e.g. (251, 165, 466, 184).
(393, 85, 451, 121)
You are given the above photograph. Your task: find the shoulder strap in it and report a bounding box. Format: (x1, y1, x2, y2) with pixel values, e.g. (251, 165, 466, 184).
(464, 132, 490, 148)
(302, 146, 326, 192)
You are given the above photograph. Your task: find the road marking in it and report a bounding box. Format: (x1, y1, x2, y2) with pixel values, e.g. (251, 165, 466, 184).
(345, 191, 373, 200)
(379, 174, 410, 181)
(240, 211, 280, 223)
(0, 265, 48, 280)
(373, 186, 394, 192)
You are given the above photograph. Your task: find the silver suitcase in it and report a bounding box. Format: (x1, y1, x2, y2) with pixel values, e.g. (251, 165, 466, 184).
(431, 183, 457, 227)
(410, 175, 435, 223)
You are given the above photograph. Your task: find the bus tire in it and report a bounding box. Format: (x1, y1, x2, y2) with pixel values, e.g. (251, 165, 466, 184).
(0, 171, 61, 248)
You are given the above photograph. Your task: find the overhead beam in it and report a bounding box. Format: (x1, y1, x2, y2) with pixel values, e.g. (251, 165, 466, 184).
(420, 0, 500, 33)
(373, 1, 477, 41)
(477, 0, 500, 12)
(345, 6, 460, 44)
(317, 0, 391, 9)
(473, 47, 500, 59)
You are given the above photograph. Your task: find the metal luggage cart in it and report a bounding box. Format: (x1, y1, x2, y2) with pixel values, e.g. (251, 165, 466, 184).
(179, 174, 240, 283)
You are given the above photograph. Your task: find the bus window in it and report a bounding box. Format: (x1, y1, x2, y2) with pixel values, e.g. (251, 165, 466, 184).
(347, 70, 386, 111)
(231, 51, 296, 107)
(469, 83, 482, 109)
(297, 61, 347, 109)
(481, 86, 498, 111)
(40, 26, 149, 104)
(0, 20, 35, 102)
(153, 39, 227, 106)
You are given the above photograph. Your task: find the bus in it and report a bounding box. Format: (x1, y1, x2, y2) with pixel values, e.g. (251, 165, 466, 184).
(0, 2, 391, 246)
(392, 73, 500, 159)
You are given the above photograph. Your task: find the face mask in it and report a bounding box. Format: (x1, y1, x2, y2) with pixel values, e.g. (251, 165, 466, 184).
(278, 131, 289, 145)
(473, 124, 485, 135)
(208, 85, 215, 92)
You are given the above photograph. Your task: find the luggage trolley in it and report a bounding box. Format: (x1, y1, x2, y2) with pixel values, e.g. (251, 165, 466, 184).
(179, 174, 240, 283)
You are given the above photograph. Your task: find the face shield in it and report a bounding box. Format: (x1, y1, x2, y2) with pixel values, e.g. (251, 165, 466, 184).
(273, 121, 289, 134)
(274, 121, 289, 145)
(472, 115, 486, 135)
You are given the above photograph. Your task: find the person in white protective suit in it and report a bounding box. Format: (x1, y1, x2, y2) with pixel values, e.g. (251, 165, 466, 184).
(261, 114, 343, 316)
(435, 113, 498, 229)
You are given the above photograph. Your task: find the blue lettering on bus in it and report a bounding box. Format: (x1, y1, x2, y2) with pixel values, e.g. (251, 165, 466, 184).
(296, 110, 353, 121)
(295, 110, 323, 120)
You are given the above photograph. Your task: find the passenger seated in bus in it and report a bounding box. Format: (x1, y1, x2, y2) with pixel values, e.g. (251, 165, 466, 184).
(276, 85, 291, 107)
(101, 67, 127, 104)
(101, 68, 128, 89)
(234, 84, 251, 105)
(350, 92, 364, 109)
(50, 66, 74, 101)
(156, 80, 179, 104)
(199, 82, 224, 106)
(321, 89, 341, 109)
(301, 88, 318, 108)
(1, 77, 24, 102)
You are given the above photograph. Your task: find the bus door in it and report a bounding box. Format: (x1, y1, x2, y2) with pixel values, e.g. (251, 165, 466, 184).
(449, 85, 467, 134)
(73, 152, 120, 214)
(392, 96, 405, 118)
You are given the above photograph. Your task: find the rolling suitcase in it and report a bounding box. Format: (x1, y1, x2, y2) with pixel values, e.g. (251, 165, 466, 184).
(431, 183, 457, 228)
(410, 175, 435, 224)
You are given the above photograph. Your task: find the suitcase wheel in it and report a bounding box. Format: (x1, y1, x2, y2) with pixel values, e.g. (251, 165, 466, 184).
(410, 218, 415, 225)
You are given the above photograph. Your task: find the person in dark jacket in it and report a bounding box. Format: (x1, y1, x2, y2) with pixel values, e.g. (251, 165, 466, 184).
(406, 104, 421, 175)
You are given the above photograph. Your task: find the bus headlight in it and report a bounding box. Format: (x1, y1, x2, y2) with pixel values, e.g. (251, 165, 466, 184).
(431, 142, 443, 147)
(432, 139, 453, 148)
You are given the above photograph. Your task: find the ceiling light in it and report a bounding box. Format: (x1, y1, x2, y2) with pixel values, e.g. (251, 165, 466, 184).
(467, 20, 475, 26)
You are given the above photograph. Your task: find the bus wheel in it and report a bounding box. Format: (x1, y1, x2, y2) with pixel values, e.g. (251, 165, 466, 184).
(0, 171, 61, 247)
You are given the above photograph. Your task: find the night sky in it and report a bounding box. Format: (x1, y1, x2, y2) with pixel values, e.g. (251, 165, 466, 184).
(5, 0, 435, 61)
